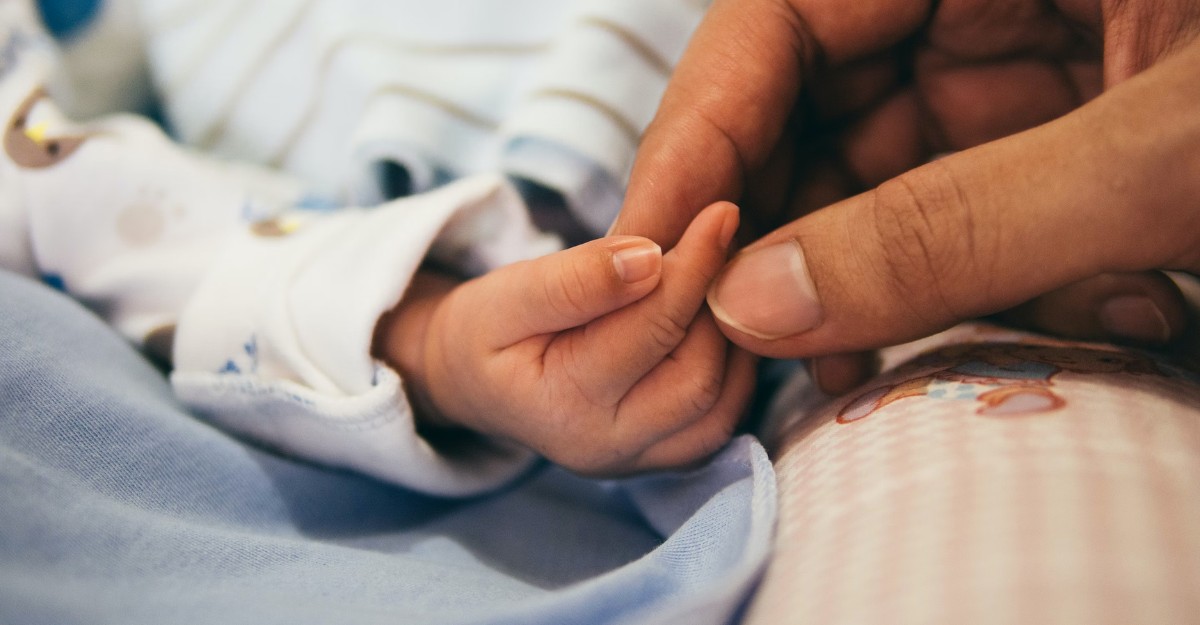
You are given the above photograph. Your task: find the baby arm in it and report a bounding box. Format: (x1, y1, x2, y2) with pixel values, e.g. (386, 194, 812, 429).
(374, 202, 757, 475)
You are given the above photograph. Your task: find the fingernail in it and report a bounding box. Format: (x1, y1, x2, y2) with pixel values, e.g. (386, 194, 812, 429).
(707, 239, 821, 340)
(1098, 295, 1171, 343)
(612, 242, 662, 283)
(718, 203, 739, 249)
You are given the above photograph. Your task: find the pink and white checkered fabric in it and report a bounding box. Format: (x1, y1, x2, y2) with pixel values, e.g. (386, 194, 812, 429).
(747, 324, 1200, 625)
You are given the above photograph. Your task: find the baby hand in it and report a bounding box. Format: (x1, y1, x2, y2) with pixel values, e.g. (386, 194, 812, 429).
(375, 203, 755, 476)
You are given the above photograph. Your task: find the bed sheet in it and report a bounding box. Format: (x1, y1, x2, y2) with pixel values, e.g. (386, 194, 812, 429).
(0, 270, 777, 625)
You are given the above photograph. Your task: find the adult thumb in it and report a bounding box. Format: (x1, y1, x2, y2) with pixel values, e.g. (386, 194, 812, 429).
(705, 45, 1200, 359)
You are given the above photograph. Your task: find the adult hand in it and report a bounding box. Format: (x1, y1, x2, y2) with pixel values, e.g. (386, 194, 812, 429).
(611, 0, 1200, 393)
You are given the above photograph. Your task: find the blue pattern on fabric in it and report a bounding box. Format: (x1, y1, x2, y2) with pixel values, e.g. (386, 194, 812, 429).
(35, 0, 102, 41)
(40, 272, 65, 292)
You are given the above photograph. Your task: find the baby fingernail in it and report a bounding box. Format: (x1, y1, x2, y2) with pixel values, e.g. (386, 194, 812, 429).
(612, 242, 662, 283)
(708, 239, 822, 340)
(1099, 295, 1171, 343)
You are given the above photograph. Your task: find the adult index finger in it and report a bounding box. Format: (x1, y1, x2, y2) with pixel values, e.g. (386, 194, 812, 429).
(610, 0, 932, 248)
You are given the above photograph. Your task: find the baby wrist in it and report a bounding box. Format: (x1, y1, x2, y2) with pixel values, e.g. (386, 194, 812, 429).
(371, 271, 460, 429)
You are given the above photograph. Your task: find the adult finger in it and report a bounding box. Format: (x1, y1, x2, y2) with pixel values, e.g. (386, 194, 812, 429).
(837, 57, 1099, 188)
(706, 38, 1200, 359)
(813, 271, 1190, 394)
(810, 351, 878, 396)
(611, 0, 932, 247)
(999, 271, 1187, 345)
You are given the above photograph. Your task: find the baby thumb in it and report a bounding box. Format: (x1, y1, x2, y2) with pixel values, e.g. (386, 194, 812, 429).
(476, 236, 663, 347)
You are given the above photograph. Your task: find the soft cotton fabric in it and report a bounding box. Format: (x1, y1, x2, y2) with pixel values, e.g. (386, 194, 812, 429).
(1, 0, 720, 493)
(747, 324, 1200, 624)
(0, 271, 778, 625)
(61, 0, 707, 232)
(2, 0, 573, 493)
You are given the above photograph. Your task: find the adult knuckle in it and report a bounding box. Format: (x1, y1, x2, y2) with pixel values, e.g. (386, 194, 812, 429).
(870, 163, 986, 322)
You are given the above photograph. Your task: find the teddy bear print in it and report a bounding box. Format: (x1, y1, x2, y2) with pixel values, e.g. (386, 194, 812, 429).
(837, 342, 1167, 423)
(4, 87, 91, 168)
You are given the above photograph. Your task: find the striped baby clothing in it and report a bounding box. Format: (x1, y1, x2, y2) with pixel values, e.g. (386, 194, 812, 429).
(1, 0, 706, 493)
(62, 0, 707, 233)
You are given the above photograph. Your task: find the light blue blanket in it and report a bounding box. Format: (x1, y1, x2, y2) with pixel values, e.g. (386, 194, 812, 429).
(0, 271, 777, 625)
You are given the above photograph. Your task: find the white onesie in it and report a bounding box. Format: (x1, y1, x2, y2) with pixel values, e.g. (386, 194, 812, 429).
(0, 0, 568, 495)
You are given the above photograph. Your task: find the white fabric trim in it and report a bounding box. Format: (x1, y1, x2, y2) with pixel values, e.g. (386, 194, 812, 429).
(173, 175, 554, 494)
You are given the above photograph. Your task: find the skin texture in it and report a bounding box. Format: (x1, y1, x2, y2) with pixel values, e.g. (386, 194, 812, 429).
(612, 0, 1200, 393)
(374, 202, 756, 476)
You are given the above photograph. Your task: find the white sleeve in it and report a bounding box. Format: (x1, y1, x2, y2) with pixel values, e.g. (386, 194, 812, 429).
(0, 5, 556, 495)
(171, 177, 557, 496)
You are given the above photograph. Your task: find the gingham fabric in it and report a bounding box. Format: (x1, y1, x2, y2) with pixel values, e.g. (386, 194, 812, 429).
(749, 324, 1200, 624)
